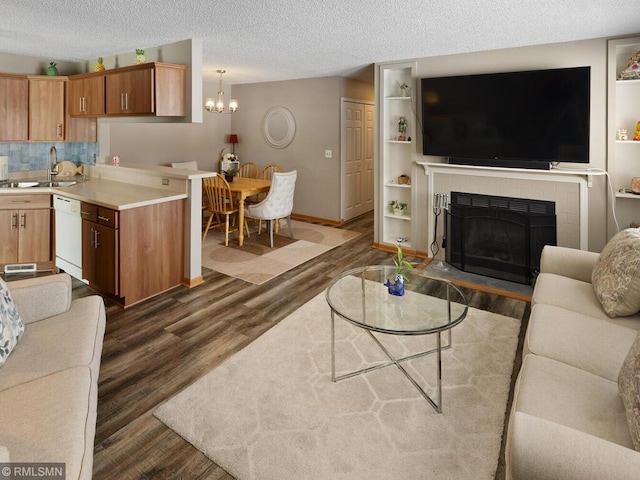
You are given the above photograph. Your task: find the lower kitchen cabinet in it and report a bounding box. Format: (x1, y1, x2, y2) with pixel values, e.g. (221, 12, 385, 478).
(81, 199, 184, 307)
(0, 194, 53, 271)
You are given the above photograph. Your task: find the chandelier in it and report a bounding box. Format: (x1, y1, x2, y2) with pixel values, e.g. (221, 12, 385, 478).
(204, 69, 238, 114)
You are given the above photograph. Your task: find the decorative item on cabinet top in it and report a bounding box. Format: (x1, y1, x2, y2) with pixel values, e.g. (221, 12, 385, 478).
(46, 62, 58, 76)
(94, 57, 105, 72)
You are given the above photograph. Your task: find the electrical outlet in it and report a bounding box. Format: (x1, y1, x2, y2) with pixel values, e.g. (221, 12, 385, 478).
(325, 150, 332, 158)
(162, 178, 170, 186)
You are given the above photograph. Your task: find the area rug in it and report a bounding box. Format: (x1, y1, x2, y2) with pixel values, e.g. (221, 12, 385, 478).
(201, 220, 360, 285)
(154, 290, 521, 480)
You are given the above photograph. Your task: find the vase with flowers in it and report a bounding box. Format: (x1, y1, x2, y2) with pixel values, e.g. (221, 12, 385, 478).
(384, 244, 415, 296)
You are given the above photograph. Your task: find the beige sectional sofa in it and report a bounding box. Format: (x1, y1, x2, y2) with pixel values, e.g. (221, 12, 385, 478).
(506, 235, 640, 480)
(0, 274, 105, 479)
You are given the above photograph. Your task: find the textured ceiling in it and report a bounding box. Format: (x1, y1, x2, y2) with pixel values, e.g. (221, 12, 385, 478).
(1, 0, 638, 85)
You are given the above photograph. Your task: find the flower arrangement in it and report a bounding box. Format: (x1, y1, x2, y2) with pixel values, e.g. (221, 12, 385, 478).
(390, 200, 407, 215)
(385, 244, 415, 296)
(223, 153, 238, 162)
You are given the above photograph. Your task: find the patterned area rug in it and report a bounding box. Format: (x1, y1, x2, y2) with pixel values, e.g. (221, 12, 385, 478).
(154, 291, 521, 480)
(201, 220, 360, 285)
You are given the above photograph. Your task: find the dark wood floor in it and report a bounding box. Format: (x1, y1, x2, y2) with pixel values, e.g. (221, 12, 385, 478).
(77, 212, 529, 479)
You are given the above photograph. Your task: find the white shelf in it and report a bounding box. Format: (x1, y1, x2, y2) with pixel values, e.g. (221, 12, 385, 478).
(616, 192, 640, 199)
(385, 140, 412, 144)
(615, 140, 640, 144)
(384, 213, 411, 221)
(385, 96, 412, 100)
(385, 182, 411, 188)
(616, 79, 640, 85)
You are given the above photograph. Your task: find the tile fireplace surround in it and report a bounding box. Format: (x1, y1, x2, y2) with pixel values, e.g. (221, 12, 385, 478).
(418, 163, 605, 253)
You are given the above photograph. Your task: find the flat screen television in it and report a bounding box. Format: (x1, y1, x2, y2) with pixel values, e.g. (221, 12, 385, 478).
(421, 66, 591, 169)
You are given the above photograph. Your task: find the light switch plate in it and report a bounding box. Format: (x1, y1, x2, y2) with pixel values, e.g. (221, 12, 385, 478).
(325, 150, 332, 158)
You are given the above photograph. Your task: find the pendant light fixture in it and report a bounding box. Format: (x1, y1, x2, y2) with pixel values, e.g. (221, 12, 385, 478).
(204, 69, 238, 114)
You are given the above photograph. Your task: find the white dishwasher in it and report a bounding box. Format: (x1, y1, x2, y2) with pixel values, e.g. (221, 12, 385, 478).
(53, 194, 84, 281)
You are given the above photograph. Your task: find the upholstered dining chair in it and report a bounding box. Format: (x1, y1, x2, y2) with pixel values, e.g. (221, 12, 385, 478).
(202, 174, 249, 246)
(238, 162, 259, 178)
(171, 161, 199, 170)
(245, 170, 297, 248)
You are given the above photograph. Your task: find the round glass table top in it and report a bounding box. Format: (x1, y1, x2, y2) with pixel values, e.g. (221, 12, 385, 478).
(325, 265, 468, 335)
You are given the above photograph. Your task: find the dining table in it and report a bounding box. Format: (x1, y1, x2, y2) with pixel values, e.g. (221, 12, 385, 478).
(227, 176, 271, 246)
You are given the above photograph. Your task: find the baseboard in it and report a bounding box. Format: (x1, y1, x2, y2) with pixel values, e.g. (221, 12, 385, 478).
(372, 242, 428, 258)
(182, 276, 204, 288)
(290, 213, 342, 226)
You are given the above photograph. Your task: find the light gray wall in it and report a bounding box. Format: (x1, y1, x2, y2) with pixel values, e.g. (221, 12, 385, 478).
(230, 76, 374, 222)
(410, 38, 610, 252)
(0, 51, 85, 76)
(101, 80, 230, 170)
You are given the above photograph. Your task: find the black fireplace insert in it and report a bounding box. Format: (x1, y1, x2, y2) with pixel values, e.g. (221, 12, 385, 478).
(446, 192, 557, 285)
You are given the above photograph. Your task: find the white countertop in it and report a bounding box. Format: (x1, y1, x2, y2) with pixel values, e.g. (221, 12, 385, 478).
(0, 177, 187, 210)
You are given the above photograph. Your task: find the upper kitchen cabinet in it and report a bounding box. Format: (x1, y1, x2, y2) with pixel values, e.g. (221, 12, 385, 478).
(0, 74, 28, 141)
(105, 62, 186, 116)
(28, 77, 65, 141)
(68, 74, 105, 116)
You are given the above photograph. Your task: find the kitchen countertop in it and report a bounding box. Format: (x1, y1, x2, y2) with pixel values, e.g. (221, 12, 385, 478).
(0, 177, 187, 210)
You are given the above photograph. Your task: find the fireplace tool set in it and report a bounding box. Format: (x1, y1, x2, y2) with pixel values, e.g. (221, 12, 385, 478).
(430, 192, 449, 271)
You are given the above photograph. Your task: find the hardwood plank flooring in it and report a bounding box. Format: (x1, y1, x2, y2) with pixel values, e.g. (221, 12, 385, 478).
(81, 212, 529, 479)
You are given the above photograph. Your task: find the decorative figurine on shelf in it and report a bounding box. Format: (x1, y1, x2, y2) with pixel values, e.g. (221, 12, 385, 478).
(618, 50, 640, 80)
(399, 82, 410, 97)
(634, 121, 640, 141)
(46, 62, 58, 76)
(397, 116, 407, 141)
(94, 57, 106, 72)
(618, 128, 629, 141)
(135, 49, 145, 65)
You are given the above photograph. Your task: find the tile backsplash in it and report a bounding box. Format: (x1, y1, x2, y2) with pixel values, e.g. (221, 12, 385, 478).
(0, 142, 99, 173)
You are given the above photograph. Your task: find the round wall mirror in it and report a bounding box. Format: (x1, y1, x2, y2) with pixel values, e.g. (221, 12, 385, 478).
(263, 107, 296, 149)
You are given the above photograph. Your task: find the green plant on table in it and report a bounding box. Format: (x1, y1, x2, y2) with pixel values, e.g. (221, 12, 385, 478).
(393, 244, 414, 281)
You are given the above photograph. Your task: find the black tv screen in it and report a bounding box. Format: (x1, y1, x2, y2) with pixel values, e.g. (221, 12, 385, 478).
(421, 66, 591, 169)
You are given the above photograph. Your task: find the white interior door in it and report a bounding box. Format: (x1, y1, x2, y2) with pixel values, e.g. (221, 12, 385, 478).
(342, 100, 374, 221)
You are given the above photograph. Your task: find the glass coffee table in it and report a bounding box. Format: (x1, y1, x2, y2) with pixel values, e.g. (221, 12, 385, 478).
(325, 265, 468, 413)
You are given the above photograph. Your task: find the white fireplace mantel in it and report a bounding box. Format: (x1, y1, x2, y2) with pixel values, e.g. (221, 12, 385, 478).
(416, 161, 608, 253)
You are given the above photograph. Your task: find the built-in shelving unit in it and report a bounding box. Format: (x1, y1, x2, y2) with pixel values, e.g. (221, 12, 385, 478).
(607, 37, 640, 233)
(376, 62, 418, 251)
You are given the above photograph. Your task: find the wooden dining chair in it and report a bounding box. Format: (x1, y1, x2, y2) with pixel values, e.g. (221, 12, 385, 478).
(261, 163, 283, 180)
(238, 162, 259, 178)
(202, 174, 249, 246)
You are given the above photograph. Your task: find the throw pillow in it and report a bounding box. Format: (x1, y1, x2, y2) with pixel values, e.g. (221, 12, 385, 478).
(592, 228, 640, 317)
(619, 332, 640, 450)
(0, 277, 25, 367)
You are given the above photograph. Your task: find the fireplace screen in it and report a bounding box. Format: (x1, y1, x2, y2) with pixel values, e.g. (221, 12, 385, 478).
(446, 192, 557, 285)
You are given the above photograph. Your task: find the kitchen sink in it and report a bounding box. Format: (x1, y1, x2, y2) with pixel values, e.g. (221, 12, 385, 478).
(0, 180, 77, 189)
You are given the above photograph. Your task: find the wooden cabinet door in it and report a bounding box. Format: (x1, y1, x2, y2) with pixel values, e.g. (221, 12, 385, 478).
(0, 210, 19, 264)
(17, 208, 51, 263)
(106, 68, 153, 115)
(0, 76, 28, 141)
(82, 219, 118, 296)
(29, 78, 65, 141)
(69, 76, 105, 116)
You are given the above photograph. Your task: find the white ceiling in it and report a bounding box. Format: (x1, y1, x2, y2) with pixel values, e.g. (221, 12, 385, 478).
(1, 0, 639, 85)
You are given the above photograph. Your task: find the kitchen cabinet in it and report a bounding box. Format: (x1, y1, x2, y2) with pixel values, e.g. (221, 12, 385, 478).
(82, 203, 118, 296)
(81, 199, 184, 307)
(105, 62, 186, 116)
(0, 74, 28, 141)
(68, 74, 105, 116)
(28, 77, 65, 141)
(0, 194, 53, 271)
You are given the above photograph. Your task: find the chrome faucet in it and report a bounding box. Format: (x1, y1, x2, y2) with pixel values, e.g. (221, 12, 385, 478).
(48, 146, 58, 182)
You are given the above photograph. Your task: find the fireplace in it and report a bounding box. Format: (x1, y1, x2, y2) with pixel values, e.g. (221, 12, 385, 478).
(446, 192, 557, 285)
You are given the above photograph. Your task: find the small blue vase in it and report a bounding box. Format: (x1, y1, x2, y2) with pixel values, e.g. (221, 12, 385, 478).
(385, 274, 405, 296)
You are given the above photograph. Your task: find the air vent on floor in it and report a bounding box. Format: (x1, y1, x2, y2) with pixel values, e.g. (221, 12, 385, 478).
(4, 263, 37, 274)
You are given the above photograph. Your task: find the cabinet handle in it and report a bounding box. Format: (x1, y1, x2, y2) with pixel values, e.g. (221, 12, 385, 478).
(98, 215, 110, 222)
(83, 97, 87, 112)
(11, 213, 17, 229)
(79, 97, 84, 112)
(120, 93, 125, 111)
(19, 213, 26, 229)
(94, 229, 100, 248)
(80, 210, 91, 216)
(57, 123, 63, 138)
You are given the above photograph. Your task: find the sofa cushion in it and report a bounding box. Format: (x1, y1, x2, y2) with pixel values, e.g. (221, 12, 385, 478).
(618, 332, 640, 450)
(0, 277, 25, 367)
(592, 228, 640, 318)
(0, 296, 105, 392)
(526, 304, 638, 382)
(0, 366, 95, 479)
(513, 354, 633, 448)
